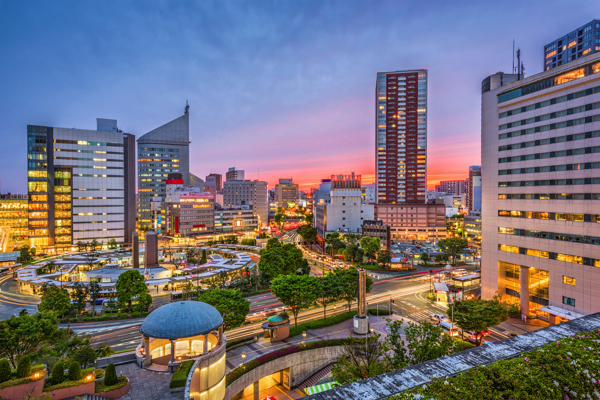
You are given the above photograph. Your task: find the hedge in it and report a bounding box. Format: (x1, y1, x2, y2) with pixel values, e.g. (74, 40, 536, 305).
(453, 340, 476, 352)
(226, 337, 371, 386)
(0, 365, 45, 390)
(95, 376, 128, 393)
(289, 311, 356, 337)
(43, 368, 94, 392)
(393, 329, 600, 400)
(170, 360, 194, 389)
(367, 308, 390, 316)
(226, 337, 255, 349)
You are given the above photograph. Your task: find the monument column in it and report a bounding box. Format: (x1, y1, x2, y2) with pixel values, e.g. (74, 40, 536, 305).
(353, 268, 369, 334)
(132, 232, 139, 268)
(520, 266, 530, 318)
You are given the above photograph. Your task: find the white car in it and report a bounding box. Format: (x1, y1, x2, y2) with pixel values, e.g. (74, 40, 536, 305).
(429, 314, 446, 322)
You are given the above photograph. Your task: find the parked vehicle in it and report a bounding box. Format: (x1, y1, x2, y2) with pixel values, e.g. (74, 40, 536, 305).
(429, 314, 446, 322)
(439, 321, 460, 336)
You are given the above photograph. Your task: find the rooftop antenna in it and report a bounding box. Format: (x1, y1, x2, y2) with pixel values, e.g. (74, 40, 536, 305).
(184, 100, 189, 115)
(512, 40, 515, 74)
(516, 48, 521, 80)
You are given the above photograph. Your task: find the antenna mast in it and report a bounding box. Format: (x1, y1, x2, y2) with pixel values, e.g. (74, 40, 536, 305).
(184, 100, 189, 115)
(512, 40, 515, 74)
(516, 48, 521, 80)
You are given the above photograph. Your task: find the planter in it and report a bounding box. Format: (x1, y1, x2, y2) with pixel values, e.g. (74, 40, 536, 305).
(96, 378, 130, 399)
(0, 376, 45, 400)
(46, 380, 95, 400)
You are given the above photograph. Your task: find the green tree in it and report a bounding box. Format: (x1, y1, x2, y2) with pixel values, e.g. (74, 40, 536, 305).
(316, 275, 342, 318)
(71, 282, 89, 319)
(377, 249, 392, 269)
(331, 334, 388, 385)
(16, 354, 31, 378)
(88, 281, 101, 315)
(49, 361, 65, 385)
(136, 293, 153, 314)
(39, 286, 71, 317)
(17, 245, 34, 264)
(68, 361, 82, 381)
(182, 282, 195, 300)
(449, 297, 509, 345)
(274, 213, 286, 229)
(266, 237, 281, 249)
(297, 225, 318, 242)
(304, 214, 313, 224)
(0, 312, 57, 368)
(104, 363, 117, 386)
(384, 318, 455, 367)
(360, 236, 381, 263)
(90, 239, 99, 251)
(200, 249, 207, 264)
(72, 344, 98, 369)
(107, 238, 118, 249)
(343, 243, 364, 263)
(438, 238, 468, 265)
(258, 247, 286, 283)
(331, 268, 373, 312)
(0, 359, 10, 383)
(270, 275, 319, 327)
(115, 269, 147, 313)
(420, 252, 430, 267)
(198, 289, 250, 330)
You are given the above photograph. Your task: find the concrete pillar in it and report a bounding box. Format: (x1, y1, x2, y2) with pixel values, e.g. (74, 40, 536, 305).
(520, 266, 530, 317)
(145, 232, 159, 268)
(170, 339, 176, 364)
(203, 334, 209, 354)
(133, 232, 139, 269)
(218, 325, 223, 343)
(253, 381, 259, 400)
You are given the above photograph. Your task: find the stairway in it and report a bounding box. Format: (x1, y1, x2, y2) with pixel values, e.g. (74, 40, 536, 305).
(298, 364, 333, 392)
(76, 394, 113, 400)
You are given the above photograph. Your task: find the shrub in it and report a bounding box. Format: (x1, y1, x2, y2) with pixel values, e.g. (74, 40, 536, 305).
(68, 361, 82, 381)
(104, 363, 117, 386)
(367, 308, 390, 316)
(131, 311, 141, 318)
(426, 293, 435, 301)
(170, 360, 194, 388)
(289, 311, 356, 337)
(95, 368, 105, 379)
(84, 317, 91, 322)
(16, 355, 31, 379)
(95, 376, 127, 393)
(453, 340, 476, 352)
(0, 359, 11, 383)
(48, 361, 65, 385)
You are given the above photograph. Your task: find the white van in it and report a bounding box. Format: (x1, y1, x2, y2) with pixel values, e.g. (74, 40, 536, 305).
(439, 321, 460, 336)
(453, 269, 467, 276)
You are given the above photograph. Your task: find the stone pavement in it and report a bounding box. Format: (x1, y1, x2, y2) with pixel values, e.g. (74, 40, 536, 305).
(226, 314, 402, 372)
(114, 362, 184, 400)
(496, 316, 549, 336)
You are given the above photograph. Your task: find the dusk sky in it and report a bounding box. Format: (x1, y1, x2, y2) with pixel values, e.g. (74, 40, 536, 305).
(1, 1, 597, 193)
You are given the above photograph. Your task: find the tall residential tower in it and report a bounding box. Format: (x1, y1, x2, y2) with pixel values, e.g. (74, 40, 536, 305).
(137, 108, 190, 229)
(375, 70, 428, 204)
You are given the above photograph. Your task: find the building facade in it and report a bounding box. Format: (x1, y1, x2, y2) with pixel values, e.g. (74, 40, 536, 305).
(314, 174, 374, 238)
(274, 178, 298, 208)
(481, 54, 600, 323)
(464, 211, 482, 245)
(373, 201, 446, 241)
(225, 167, 244, 181)
(435, 180, 467, 195)
(137, 108, 190, 229)
(468, 165, 482, 212)
(214, 206, 258, 233)
(362, 220, 391, 251)
(544, 20, 600, 71)
(204, 173, 222, 195)
(222, 179, 268, 227)
(0, 194, 28, 252)
(375, 69, 428, 204)
(27, 119, 135, 252)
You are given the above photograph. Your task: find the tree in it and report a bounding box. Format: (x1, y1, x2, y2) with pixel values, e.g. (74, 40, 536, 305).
(270, 275, 318, 327)
(17, 245, 34, 264)
(343, 244, 364, 264)
(0, 359, 10, 383)
(266, 237, 281, 249)
(72, 345, 98, 369)
(274, 213, 286, 229)
(420, 252, 430, 267)
(331, 334, 388, 385)
(200, 249, 207, 264)
(90, 239, 99, 251)
(360, 236, 381, 263)
(49, 361, 65, 385)
(104, 292, 118, 312)
(198, 289, 250, 330)
(0, 312, 58, 368)
(438, 238, 468, 265)
(449, 297, 509, 345)
(258, 247, 286, 283)
(45, 261, 57, 274)
(88, 281, 101, 315)
(377, 250, 391, 269)
(75, 241, 85, 252)
(104, 363, 117, 386)
(384, 318, 455, 367)
(68, 361, 82, 381)
(38, 286, 71, 317)
(332, 268, 373, 312)
(71, 282, 89, 319)
(316, 275, 342, 318)
(115, 269, 147, 313)
(136, 293, 153, 315)
(182, 282, 195, 300)
(297, 225, 317, 243)
(107, 238, 118, 249)
(16, 354, 31, 378)
(304, 214, 313, 224)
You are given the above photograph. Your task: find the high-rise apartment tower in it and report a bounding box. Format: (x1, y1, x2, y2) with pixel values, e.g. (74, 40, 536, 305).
(544, 20, 600, 71)
(375, 70, 428, 204)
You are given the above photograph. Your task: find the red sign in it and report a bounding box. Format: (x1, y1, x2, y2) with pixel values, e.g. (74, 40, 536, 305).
(193, 224, 205, 228)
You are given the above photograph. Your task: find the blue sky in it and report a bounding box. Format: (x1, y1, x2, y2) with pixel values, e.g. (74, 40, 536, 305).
(0, 0, 597, 192)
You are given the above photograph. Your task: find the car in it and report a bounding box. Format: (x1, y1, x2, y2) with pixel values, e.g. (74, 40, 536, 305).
(466, 329, 491, 338)
(429, 314, 445, 322)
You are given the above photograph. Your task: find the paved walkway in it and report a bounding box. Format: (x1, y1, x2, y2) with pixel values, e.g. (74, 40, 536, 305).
(115, 362, 183, 400)
(496, 317, 549, 336)
(226, 314, 401, 372)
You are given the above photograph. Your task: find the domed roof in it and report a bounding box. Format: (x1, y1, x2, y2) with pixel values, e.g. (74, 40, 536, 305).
(140, 301, 223, 339)
(267, 314, 288, 323)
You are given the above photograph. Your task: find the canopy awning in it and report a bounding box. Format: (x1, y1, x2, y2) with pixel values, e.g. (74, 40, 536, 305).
(433, 282, 449, 292)
(538, 305, 587, 320)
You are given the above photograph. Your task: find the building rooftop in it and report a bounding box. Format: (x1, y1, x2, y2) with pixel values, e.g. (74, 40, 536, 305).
(140, 301, 223, 339)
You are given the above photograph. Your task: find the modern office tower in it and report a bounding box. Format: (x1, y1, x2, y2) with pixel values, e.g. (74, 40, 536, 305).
(27, 119, 135, 253)
(361, 183, 376, 204)
(435, 180, 467, 195)
(214, 205, 258, 233)
(274, 178, 298, 208)
(468, 165, 482, 212)
(137, 107, 190, 229)
(222, 179, 268, 227)
(544, 20, 600, 71)
(0, 194, 28, 252)
(375, 69, 428, 204)
(189, 173, 204, 190)
(225, 167, 244, 181)
(204, 173, 222, 193)
(314, 174, 374, 238)
(481, 55, 600, 323)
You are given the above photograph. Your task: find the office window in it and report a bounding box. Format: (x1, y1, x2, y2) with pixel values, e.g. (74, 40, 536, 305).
(562, 296, 576, 307)
(562, 276, 576, 286)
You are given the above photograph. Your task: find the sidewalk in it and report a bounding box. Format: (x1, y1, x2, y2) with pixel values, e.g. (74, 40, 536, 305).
(495, 317, 549, 336)
(225, 314, 402, 372)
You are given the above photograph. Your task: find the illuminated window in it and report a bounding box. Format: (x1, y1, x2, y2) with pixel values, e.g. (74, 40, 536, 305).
(567, 40, 577, 48)
(545, 50, 557, 58)
(554, 68, 585, 85)
(562, 276, 576, 286)
(28, 171, 47, 178)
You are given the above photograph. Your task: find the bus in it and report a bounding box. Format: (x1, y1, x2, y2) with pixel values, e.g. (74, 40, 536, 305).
(91, 290, 116, 305)
(170, 291, 184, 302)
(0, 263, 21, 277)
(439, 321, 460, 336)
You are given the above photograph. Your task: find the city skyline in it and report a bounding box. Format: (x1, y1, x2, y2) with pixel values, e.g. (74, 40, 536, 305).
(1, 1, 598, 193)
